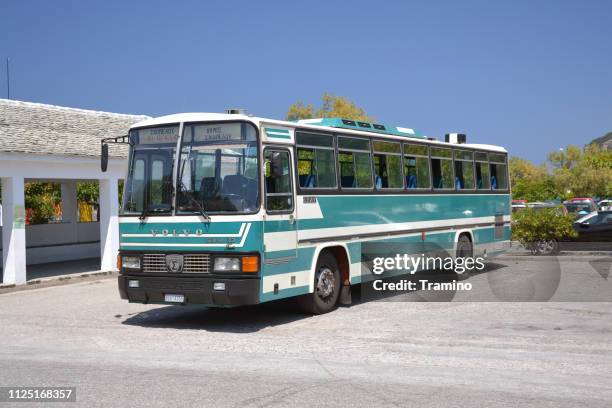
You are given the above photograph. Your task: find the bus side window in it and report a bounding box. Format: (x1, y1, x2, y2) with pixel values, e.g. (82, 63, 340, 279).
(454, 150, 475, 190)
(430, 147, 453, 189)
(265, 149, 293, 212)
(373, 140, 403, 189)
(475, 152, 491, 190)
(489, 153, 508, 190)
(296, 132, 337, 189)
(403, 143, 430, 189)
(338, 137, 373, 189)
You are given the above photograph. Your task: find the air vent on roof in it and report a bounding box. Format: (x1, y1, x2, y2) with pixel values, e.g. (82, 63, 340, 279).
(225, 108, 245, 115)
(341, 119, 356, 126)
(445, 133, 467, 144)
(372, 124, 386, 131)
(357, 122, 371, 128)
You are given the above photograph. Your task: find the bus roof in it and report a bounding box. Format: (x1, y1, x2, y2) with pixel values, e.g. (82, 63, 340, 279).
(130, 112, 507, 153)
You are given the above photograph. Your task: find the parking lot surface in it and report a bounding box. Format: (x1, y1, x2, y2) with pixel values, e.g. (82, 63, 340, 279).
(0, 256, 611, 407)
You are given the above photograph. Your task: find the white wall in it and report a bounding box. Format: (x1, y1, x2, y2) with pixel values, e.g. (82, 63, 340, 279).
(0, 222, 101, 265)
(0, 153, 126, 275)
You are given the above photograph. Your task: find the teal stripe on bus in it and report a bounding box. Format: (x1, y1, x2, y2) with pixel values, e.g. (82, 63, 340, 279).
(265, 128, 291, 139)
(298, 194, 510, 230)
(263, 247, 315, 276)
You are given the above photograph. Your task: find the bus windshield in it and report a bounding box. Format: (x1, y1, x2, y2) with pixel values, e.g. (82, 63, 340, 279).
(121, 126, 179, 215)
(176, 122, 259, 214)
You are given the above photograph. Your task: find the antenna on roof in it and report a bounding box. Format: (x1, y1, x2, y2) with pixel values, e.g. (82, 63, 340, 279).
(5, 58, 9, 99)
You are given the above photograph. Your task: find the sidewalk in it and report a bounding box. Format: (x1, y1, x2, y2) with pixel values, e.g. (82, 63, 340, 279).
(0, 258, 116, 294)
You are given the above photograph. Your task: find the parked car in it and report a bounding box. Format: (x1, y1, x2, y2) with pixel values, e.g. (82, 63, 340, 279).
(598, 199, 612, 211)
(556, 210, 612, 251)
(572, 211, 612, 242)
(526, 202, 568, 215)
(511, 199, 527, 213)
(563, 198, 598, 218)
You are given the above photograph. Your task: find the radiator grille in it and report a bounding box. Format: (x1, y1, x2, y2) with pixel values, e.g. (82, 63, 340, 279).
(142, 254, 211, 274)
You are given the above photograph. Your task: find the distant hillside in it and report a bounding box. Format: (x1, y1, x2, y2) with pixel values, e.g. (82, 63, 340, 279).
(589, 132, 612, 150)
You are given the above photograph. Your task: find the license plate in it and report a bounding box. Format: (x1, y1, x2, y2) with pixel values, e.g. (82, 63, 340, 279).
(164, 294, 185, 303)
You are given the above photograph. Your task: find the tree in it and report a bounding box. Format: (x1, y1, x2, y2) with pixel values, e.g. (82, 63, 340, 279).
(24, 182, 61, 224)
(512, 207, 577, 255)
(286, 102, 315, 121)
(286, 93, 374, 122)
(548, 144, 612, 199)
(77, 182, 99, 204)
(509, 157, 559, 201)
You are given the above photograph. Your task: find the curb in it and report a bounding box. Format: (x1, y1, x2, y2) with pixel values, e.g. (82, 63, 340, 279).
(0, 271, 118, 294)
(496, 253, 612, 262)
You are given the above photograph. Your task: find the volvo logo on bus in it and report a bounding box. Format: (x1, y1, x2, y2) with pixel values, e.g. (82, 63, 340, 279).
(166, 254, 184, 273)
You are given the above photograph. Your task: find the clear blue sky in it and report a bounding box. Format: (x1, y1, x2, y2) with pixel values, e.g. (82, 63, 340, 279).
(2, 0, 611, 162)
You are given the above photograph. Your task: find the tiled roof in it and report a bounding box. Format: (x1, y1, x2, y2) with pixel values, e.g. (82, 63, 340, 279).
(0, 99, 150, 159)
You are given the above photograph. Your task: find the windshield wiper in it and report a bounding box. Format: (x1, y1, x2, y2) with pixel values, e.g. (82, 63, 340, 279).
(178, 154, 211, 221)
(139, 204, 149, 221)
(179, 181, 211, 221)
(139, 205, 171, 221)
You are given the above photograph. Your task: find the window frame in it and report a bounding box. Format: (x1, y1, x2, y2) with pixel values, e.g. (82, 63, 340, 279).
(296, 131, 338, 190)
(263, 146, 295, 215)
(430, 147, 455, 191)
(372, 140, 404, 190)
(454, 149, 476, 191)
(336, 136, 374, 191)
(475, 153, 491, 191)
(403, 142, 432, 191)
(175, 120, 262, 216)
(292, 126, 509, 196)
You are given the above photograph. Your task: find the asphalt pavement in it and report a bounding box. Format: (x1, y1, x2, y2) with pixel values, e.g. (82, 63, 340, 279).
(0, 256, 611, 407)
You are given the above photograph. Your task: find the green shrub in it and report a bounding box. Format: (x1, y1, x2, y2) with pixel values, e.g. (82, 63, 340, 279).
(512, 207, 577, 248)
(24, 182, 60, 224)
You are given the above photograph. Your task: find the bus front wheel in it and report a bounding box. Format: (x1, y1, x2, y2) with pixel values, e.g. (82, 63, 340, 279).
(297, 251, 341, 314)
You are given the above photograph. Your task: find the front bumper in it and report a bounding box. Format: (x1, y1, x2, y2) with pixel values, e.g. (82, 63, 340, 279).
(118, 275, 260, 306)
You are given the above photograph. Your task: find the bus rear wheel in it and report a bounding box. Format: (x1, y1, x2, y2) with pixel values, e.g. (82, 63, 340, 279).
(455, 234, 474, 280)
(297, 251, 340, 314)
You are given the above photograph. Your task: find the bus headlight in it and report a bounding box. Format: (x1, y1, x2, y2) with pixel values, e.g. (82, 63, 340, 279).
(121, 255, 141, 270)
(214, 257, 241, 272)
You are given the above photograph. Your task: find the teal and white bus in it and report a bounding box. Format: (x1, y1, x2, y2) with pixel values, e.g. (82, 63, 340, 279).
(103, 111, 510, 314)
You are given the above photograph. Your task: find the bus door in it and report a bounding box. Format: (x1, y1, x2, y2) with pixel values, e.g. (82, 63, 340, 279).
(263, 147, 298, 259)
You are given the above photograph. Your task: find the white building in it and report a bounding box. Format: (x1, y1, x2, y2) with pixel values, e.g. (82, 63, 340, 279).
(0, 99, 150, 285)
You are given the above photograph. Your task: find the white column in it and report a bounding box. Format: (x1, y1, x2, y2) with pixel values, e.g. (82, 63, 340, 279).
(2, 177, 26, 284)
(99, 178, 119, 271)
(60, 181, 78, 243)
(60, 181, 78, 223)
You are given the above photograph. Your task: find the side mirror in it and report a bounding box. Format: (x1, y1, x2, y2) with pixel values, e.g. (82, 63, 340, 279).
(101, 143, 109, 172)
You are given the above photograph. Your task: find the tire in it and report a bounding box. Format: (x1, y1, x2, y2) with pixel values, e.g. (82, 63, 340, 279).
(455, 234, 474, 280)
(297, 251, 341, 314)
(535, 239, 559, 255)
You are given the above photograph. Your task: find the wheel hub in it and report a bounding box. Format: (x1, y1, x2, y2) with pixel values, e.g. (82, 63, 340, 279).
(316, 267, 335, 299)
